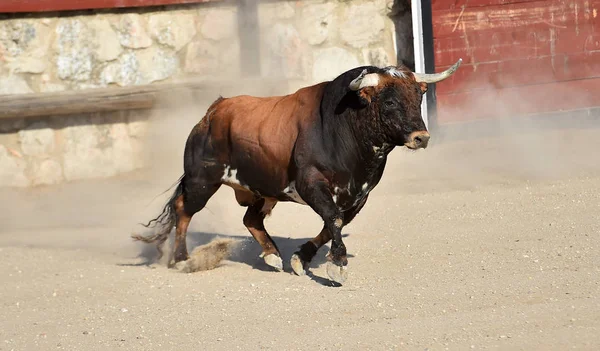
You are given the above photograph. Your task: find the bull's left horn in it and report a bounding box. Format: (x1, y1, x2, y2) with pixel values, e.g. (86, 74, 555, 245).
(412, 58, 462, 83)
(349, 69, 380, 90)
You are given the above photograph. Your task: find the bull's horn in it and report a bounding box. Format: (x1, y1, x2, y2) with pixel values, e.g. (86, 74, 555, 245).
(349, 69, 380, 91)
(412, 58, 462, 83)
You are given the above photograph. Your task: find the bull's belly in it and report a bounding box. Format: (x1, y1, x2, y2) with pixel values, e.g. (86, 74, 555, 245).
(220, 165, 308, 205)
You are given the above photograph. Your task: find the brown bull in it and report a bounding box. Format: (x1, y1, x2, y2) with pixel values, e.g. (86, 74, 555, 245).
(133, 59, 462, 284)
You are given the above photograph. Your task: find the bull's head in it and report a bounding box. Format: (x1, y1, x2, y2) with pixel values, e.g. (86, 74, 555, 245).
(348, 58, 462, 150)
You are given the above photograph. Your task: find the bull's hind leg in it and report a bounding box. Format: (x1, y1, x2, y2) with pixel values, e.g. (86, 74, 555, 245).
(170, 179, 221, 266)
(235, 191, 282, 271)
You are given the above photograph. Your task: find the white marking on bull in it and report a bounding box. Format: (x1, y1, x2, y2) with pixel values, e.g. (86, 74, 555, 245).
(282, 181, 307, 205)
(362, 183, 369, 191)
(334, 218, 343, 228)
(332, 195, 338, 204)
(221, 165, 241, 185)
(372, 146, 381, 153)
(384, 66, 407, 79)
(221, 165, 251, 190)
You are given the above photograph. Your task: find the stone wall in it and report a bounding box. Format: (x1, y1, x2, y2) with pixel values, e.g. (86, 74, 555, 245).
(0, 0, 399, 187)
(0, 111, 148, 187)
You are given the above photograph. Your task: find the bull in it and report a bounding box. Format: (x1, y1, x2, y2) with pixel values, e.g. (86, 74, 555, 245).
(133, 59, 462, 284)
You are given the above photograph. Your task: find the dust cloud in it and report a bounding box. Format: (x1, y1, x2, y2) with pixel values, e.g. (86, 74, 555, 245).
(175, 238, 242, 273)
(386, 78, 600, 196)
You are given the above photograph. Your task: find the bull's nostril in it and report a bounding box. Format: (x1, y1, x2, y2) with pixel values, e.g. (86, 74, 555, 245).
(414, 136, 423, 145)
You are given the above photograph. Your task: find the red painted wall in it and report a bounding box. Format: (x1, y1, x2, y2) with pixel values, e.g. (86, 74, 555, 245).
(432, 0, 600, 123)
(0, 0, 218, 13)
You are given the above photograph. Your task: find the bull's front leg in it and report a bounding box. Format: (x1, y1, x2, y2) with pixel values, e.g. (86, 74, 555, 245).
(296, 169, 348, 284)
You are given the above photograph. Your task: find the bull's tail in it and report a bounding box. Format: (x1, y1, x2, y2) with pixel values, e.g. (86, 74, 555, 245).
(131, 175, 184, 258)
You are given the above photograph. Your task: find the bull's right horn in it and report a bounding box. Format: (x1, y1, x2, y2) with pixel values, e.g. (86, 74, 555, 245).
(412, 58, 462, 83)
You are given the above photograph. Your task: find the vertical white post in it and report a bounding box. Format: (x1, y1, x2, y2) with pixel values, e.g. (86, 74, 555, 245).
(411, 0, 428, 128)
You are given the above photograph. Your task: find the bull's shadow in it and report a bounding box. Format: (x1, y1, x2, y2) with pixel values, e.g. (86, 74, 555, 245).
(133, 230, 353, 286)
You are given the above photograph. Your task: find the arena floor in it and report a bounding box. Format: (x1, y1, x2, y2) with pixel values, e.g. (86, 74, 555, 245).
(2, 124, 599, 350)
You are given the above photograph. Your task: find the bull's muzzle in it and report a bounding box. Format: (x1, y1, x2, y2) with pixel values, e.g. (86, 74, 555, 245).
(405, 131, 430, 149)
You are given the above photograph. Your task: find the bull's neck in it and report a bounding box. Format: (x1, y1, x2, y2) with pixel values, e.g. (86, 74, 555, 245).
(350, 115, 394, 167)
(320, 109, 391, 175)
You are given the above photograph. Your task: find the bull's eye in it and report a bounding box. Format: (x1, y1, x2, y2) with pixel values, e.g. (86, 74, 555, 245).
(384, 100, 395, 108)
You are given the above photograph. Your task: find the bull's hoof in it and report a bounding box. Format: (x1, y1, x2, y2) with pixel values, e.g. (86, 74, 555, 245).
(326, 261, 348, 284)
(263, 253, 283, 271)
(168, 255, 189, 269)
(290, 253, 306, 276)
(174, 259, 189, 271)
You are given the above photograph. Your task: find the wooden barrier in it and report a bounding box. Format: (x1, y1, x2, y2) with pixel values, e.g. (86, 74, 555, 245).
(0, 78, 290, 120)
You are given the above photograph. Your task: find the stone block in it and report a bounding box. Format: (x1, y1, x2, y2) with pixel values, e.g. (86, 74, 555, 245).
(117, 14, 152, 49)
(299, 2, 337, 46)
(362, 47, 390, 67)
(312, 47, 359, 82)
(5, 56, 47, 74)
(200, 7, 237, 41)
(110, 123, 135, 173)
(258, 1, 296, 27)
(262, 23, 309, 80)
(100, 52, 139, 86)
(32, 159, 63, 186)
(39, 73, 67, 93)
(0, 145, 28, 187)
(0, 20, 50, 80)
(0, 20, 51, 61)
(0, 75, 33, 95)
(0, 21, 38, 57)
(62, 117, 139, 181)
(136, 46, 179, 84)
(340, 3, 386, 49)
(148, 13, 197, 51)
(101, 47, 178, 86)
(129, 138, 146, 170)
(88, 19, 122, 62)
(18, 122, 55, 157)
(184, 39, 219, 74)
(127, 112, 148, 138)
(219, 39, 241, 76)
(54, 19, 93, 81)
(62, 121, 111, 180)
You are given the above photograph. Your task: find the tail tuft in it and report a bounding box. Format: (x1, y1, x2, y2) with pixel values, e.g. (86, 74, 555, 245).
(131, 175, 185, 256)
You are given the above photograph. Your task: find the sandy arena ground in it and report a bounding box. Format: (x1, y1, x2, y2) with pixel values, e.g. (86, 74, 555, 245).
(1, 115, 600, 350)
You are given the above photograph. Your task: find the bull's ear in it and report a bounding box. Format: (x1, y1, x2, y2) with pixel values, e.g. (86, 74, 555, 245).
(357, 86, 377, 105)
(419, 82, 428, 94)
